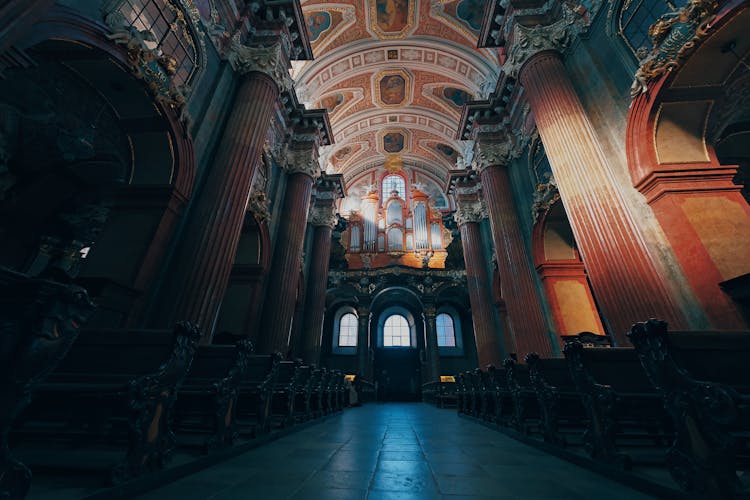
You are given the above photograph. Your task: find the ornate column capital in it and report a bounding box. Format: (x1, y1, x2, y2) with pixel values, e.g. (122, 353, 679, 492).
(284, 146, 322, 180)
(226, 38, 293, 92)
(423, 305, 437, 319)
(454, 199, 488, 226)
(308, 205, 339, 229)
(472, 137, 521, 174)
(503, 11, 582, 79)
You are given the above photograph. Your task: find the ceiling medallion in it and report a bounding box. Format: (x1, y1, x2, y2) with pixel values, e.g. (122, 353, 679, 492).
(373, 69, 413, 108)
(369, 0, 417, 40)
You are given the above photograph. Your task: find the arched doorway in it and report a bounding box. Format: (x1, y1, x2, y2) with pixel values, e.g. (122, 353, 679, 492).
(371, 287, 423, 402)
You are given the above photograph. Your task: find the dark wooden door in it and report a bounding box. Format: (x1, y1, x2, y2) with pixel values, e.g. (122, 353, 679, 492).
(374, 348, 421, 401)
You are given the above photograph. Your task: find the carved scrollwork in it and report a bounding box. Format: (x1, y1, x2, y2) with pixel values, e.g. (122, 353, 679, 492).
(473, 138, 520, 173)
(308, 205, 339, 229)
(285, 147, 322, 180)
(531, 175, 561, 225)
(630, 0, 719, 97)
(111, 321, 201, 483)
(563, 341, 626, 465)
(226, 37, 293, 92)
(454, 199, 487, 226)
(627, 319, 743, 497)
(503, 10, 582, 78)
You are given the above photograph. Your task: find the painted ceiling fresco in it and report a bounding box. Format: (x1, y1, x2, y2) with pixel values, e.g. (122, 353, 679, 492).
(294, 0, 500, 209)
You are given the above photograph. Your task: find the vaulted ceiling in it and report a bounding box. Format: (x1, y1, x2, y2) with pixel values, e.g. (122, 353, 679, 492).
(293, 1, 500, 189)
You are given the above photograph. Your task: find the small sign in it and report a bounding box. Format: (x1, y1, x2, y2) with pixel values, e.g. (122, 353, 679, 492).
(344, 374, 356, 381)
(440, 376, 456, 383)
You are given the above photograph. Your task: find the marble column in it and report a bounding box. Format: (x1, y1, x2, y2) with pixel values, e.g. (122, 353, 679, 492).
(0, 0, 54, 54)
(505, 22, 685, 343)
(423, 304, 441, 381)
(455, 200, 505, 368)
(357, 305, 371, 378)
(300, 202, 339, 364)
(257, 145, 321, 354)
(161, 42, 292, 339)
(475, 141, 554, 357)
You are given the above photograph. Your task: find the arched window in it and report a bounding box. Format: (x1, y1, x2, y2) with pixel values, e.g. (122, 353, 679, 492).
(383, 314, 411, 347)
(618, 0, 687, 57)
(382, 174, 406, 201)
(436, 313, 456, 347)
(332, 307, 358, 354)
(117, 0, 202, 85)
(338, 313, 358, 347)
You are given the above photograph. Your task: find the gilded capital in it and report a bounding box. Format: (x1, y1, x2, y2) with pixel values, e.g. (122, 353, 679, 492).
(308, 205, 339, 229)
(226, 39, 293, 92)
(454, 199, 487, 226)
(503, 11, 581, 79)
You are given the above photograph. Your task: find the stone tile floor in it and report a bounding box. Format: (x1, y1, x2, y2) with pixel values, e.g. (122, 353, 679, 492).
(136, 403, 654, 499)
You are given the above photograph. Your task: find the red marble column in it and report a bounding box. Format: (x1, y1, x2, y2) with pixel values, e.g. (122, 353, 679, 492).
(300, 218, 335, 363)
(456, 202, 505, 368)
(257, 167, 317, 354)
(519, 51, 685, 343)
(0, 0, 54, 54)
(478, 158, 554, 357)
(163, 70, 279, 337)
(423, 304, 441, 381)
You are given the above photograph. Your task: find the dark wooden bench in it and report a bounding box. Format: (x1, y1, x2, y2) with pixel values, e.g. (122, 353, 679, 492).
(173, 339, 255, 452)
(308, 368, 326, 417)
(292, 365, 313, 421)
(563, 340, 672, 469)
(628, 319, 750, 498)
(271, 360, 301, 428)
(353, 375, 376, 403)
(0, 268, 96, 499)
(235, 353, 280, 437)
(525, 353, 587, 446)
(11, 322, 201, 484)
(504, 358, 541, 435)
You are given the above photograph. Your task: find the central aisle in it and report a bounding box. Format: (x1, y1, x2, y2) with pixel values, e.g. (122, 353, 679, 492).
(138, 403, 653, 499)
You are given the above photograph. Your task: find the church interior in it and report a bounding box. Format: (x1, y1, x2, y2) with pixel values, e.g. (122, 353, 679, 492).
(0, 0, 749, 498)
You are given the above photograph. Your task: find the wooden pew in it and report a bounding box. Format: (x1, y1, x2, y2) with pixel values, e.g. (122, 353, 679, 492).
(353, 376, 376, 403)
(173, 339, 255, 452)
(421, 379, 457, 408)
(628, 320, 750, 498)
(235, 353, 280, 437)
(271, 360, 301, 428)
(308, 368, 326, 417)
(525, 353, 587, 446)
(504, 358, 541, 435)
(12, 322, 201, 484)
(563, 341, 672, 469)
(0, 267, 96, 499)
(292, 365, 313, 422)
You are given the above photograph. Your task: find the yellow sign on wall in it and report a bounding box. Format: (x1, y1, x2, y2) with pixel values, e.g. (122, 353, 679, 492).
(440, 376, 456, 383)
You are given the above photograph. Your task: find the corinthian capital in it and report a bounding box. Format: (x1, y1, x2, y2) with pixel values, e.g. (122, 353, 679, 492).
(308, 205, 339, 229)
(503, 10, 581, 78)
(454, 199, 487, 226)
(473, 138, 520, 174)
(285, 146, 322, 180)
(226, 38, 293, 92)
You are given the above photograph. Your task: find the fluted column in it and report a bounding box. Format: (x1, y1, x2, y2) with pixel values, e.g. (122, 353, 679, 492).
(257, 145, 320, 354)
(423, 304, 441, 381)
(475, 141, 554, 357)
(300, 204, 339, 364)
(357, 305, 371, 378)
(505, 21, 685, 343)
(160, 42, 292, 338)
(455, 200, 505, 368)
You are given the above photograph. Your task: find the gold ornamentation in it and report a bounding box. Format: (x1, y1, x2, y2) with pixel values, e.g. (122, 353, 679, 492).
(630, 0, 719, 97)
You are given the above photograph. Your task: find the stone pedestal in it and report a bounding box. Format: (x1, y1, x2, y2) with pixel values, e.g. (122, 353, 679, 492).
(476, 150, 553, 357)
